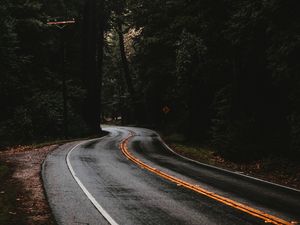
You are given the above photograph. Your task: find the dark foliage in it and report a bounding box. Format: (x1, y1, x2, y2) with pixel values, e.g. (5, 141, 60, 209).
(0, 0, 93, 147)
(102, 0, 300, 161)
(1, 0, 299, 162)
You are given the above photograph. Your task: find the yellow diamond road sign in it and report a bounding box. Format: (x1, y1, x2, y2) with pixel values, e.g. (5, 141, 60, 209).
(162, 106, 170, 114)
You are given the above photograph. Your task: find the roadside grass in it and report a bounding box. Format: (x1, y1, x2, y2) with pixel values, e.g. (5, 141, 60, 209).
(0, 131, 108, 153)
(30, 133, 108, 148)
(0, 164, 25, 225)
(169, 143, 216, 165)
(164, 133, 300, 190)
(163, 133, 217, 165)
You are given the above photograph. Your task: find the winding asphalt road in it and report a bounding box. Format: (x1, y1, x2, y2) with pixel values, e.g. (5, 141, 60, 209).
(42, 126, 300, 225)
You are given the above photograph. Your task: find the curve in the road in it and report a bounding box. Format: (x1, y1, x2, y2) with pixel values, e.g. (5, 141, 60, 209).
(44, 126, 299, 225)
(120, 130, 294, 225)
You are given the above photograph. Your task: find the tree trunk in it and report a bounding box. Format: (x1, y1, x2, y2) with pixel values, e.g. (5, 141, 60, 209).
(116, 19, 144, 123)
(82, 0, 103, 134)
(61, 29, 68, 137)
(97, 0, 105, 131)
(117, 21, 135, 98)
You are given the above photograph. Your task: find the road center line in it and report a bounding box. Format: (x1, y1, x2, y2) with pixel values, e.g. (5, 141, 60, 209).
(66, 139, 119, 225)
(120, 134, 295, 225)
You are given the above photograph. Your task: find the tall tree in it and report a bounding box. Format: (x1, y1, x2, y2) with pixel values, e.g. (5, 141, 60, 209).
(82, 0, 105, 134)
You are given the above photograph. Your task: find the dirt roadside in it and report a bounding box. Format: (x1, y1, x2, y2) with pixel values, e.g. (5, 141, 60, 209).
(0, 145, 57, 225)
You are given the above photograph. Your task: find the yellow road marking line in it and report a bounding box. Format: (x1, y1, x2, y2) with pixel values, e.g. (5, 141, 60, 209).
(120, 134, 295, 225)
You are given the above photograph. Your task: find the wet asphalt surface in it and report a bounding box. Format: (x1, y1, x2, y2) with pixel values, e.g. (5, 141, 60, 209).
(43, 126, 300, 225)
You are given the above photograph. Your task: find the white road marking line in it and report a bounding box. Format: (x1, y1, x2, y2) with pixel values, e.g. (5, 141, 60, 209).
(66, 139, 119, 225)
(158, 136, 300, 193)
(121, 134, 294, 225)
(121, 124, 299, 193)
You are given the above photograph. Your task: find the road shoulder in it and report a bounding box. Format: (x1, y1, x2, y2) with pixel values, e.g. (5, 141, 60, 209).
(164, 141, 300, 190)
(0, 144, 57, 225)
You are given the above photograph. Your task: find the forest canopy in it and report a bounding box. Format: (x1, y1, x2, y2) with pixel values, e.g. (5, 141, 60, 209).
(1, 0, 299, 161)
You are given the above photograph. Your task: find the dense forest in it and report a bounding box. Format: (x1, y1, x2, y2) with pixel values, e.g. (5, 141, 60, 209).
(1, 0, 299, 161)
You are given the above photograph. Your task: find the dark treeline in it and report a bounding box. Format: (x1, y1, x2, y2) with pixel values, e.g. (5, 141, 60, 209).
(0, 0, 102, 146)
(1, 0, 300, 161)
(103, 0, 300, 161)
